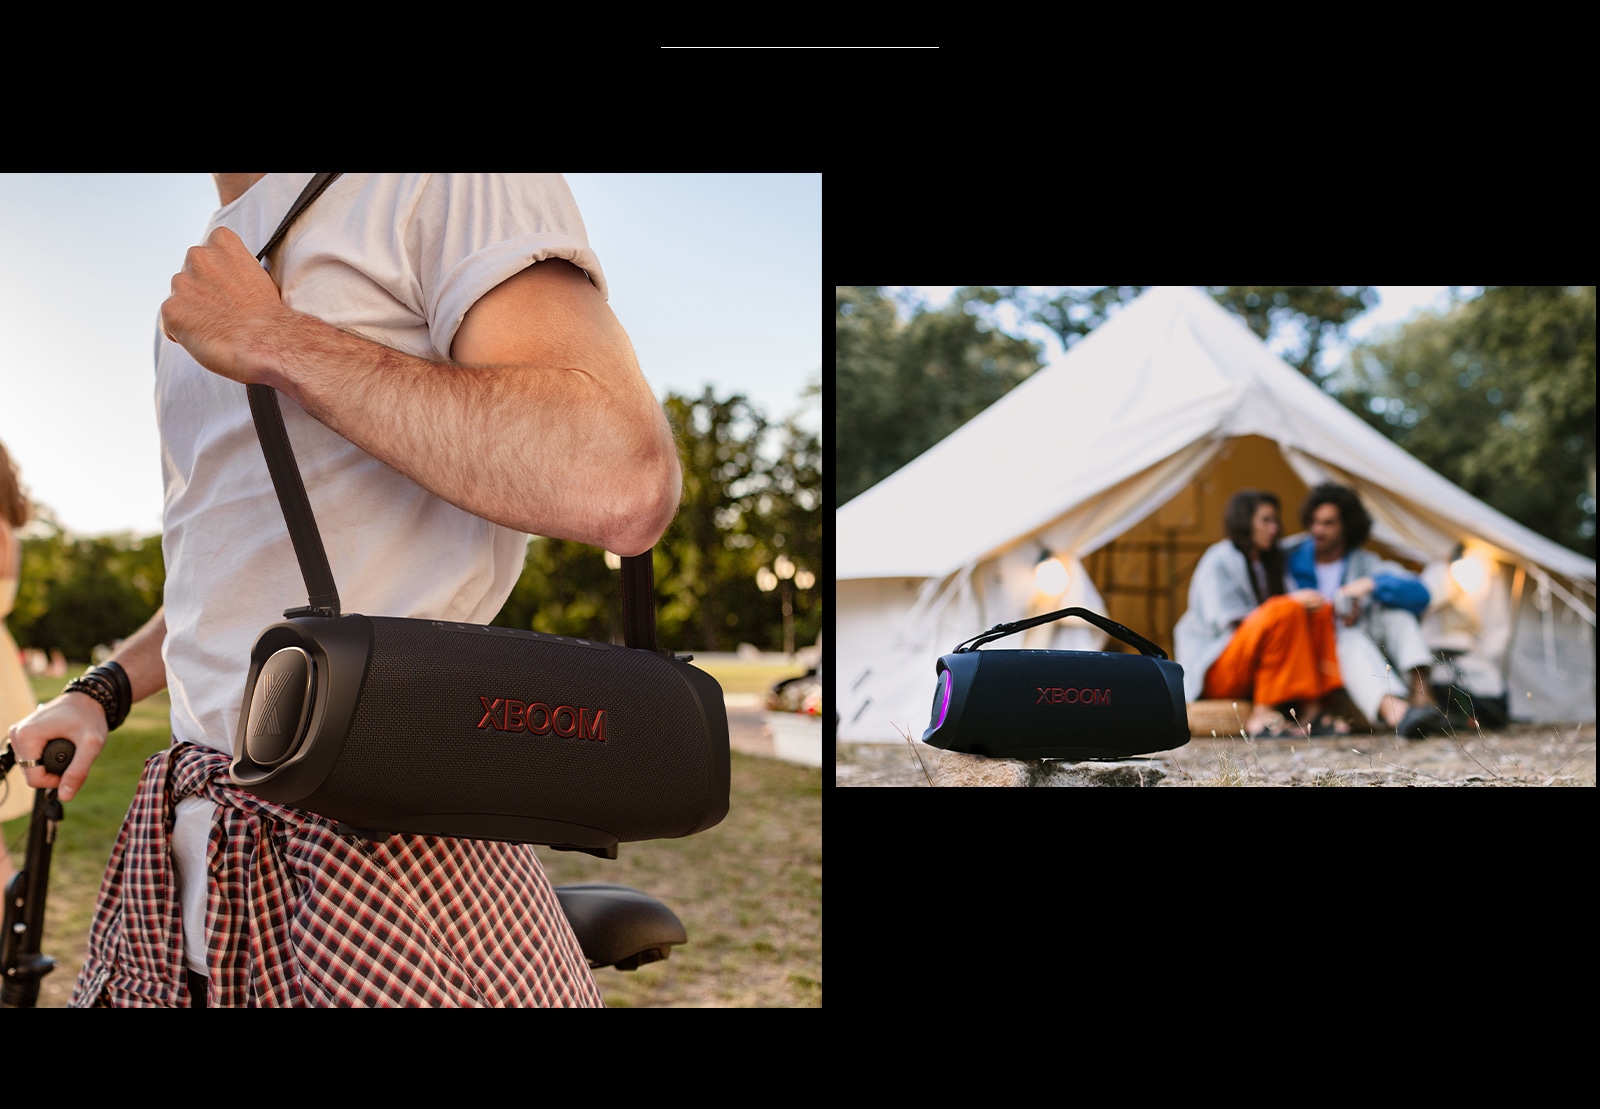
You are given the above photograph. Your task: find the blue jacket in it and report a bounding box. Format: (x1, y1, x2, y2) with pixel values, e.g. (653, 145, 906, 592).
(1285, 539, 1430, 617)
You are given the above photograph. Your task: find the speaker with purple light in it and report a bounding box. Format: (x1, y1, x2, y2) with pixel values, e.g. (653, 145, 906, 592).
(921, 607, 1189, 760)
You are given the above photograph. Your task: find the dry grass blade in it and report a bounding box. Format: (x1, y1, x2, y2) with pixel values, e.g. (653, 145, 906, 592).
(892, 722, 935, 786)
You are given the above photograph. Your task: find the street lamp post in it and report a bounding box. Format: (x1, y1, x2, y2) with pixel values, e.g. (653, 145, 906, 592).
(757, 553, 811, 659)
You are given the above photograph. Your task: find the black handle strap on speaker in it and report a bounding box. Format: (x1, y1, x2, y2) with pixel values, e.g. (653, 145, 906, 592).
(953, 606, 1169, 659)
(244, 172, 662, 650)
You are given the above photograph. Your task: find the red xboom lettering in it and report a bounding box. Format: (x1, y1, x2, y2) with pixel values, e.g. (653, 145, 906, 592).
(1034, 687, 1112, 706)
(476, 696, 607, 741)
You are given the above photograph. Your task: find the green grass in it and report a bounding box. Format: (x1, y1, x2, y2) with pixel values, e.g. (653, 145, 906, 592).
(534, 752, 822, 1007)
(5, 663, 820, 1007)
(688, 658, 807, 696)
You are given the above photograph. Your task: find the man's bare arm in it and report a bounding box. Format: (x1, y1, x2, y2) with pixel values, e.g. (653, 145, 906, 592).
(8, 606, 167, 801)
(161, 228, 681, 556)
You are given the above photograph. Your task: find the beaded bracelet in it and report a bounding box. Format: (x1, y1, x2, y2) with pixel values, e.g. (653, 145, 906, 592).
(65, 660, 132, 732)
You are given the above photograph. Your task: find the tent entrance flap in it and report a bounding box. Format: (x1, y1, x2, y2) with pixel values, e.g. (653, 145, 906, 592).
(1082, 435, 1310, 656)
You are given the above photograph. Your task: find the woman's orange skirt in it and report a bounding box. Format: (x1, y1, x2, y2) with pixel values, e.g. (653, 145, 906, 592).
(1201, 594, 1343, 706)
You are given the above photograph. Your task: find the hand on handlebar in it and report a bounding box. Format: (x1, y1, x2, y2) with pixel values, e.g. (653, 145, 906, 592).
(5, 692, 108, 802)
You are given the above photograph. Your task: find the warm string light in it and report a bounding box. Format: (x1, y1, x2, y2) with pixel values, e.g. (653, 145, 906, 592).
(1033, 549, 1069, 596)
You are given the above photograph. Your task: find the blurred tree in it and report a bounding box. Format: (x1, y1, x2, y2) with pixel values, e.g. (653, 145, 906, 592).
(666, 386, 821, 652)
(836, 285, 1043, 506)
(996, 284, 1150, 352)
(491, 535, 619, 641)
(492, 384, 821, 654)
(665, 387, 770, 652)
(1205, 286, 1376, 378)
(7, 519, 165, 662)
(1337, 285, 1596, 556)
(750, 413, 823, 649)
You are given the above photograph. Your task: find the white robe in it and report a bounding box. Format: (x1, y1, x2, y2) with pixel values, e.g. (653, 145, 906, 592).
(1172, 540, 1262, 703)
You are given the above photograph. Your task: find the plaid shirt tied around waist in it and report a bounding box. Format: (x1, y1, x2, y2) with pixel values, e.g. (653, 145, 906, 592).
(69, 741, 603, 1007)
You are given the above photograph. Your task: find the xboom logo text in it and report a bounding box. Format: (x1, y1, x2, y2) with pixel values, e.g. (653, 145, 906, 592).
(477, 696, 607, 741)
(1035, 687, 1112, 706)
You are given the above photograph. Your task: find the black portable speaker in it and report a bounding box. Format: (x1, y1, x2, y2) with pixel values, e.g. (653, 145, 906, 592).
(225, 173, 729, 857)
(922, 607, 1189, 760)
(231, 610, 730, 852)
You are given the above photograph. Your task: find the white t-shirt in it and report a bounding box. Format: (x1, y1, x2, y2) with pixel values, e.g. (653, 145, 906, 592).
(156, 173, 605, 975)
(1314, 557, 1346, 601)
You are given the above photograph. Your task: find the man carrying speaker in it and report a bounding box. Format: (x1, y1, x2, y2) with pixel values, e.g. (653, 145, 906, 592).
(4, 174, 680, 1007)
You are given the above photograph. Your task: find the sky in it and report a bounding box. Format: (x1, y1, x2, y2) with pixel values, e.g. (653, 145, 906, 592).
(0, 173, 821, 537)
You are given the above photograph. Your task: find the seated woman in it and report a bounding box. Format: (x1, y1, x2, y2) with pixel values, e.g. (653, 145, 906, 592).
(1173, 490, 1347, 737)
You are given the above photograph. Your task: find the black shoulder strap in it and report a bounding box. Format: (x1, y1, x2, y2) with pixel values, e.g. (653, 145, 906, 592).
(248, 173, 344, 618)
(244, 173, 663, 649)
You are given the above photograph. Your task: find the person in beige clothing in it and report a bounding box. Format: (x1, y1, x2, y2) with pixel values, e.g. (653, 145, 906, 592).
(0, 439, 39, 892)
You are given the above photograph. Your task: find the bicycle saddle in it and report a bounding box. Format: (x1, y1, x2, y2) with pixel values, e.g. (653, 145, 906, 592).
(553, 883, 688, 971)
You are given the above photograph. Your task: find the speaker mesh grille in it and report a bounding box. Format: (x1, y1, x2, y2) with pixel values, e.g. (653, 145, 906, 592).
(298, 620, 720, 841)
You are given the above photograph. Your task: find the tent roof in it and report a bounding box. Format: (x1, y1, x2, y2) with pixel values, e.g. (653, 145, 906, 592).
(838, 285, 1596, 585)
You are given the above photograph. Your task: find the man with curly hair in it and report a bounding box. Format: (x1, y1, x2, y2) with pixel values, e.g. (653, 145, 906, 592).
(1287, 483, 1447, 738)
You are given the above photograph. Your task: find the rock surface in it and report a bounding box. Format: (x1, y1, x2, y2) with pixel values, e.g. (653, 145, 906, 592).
(839, 724, 1596, 787)
(914, 743, 1166, 786)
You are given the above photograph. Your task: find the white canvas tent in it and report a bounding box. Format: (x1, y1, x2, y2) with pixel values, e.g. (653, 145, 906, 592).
(838, 285, 1596, 739)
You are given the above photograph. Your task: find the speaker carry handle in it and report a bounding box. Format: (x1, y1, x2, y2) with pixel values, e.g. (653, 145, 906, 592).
(952, 606, 1169, 659)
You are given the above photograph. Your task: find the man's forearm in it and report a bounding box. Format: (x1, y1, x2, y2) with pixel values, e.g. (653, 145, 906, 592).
(265, 312, 679, 554)
(106, 605, 168, 702)
(162, 229, 681, 557)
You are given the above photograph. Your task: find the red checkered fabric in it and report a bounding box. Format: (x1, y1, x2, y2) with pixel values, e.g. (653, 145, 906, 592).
(69, 742, 603, 1007)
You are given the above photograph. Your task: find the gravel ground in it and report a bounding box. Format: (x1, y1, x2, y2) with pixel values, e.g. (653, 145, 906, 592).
(836, 722, 1596, 787)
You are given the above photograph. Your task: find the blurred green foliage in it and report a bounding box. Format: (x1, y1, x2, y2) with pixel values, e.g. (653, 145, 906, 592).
(835, 285, 1044, 508)
(1336, 285, 1595, 556)
(6, 516, 164, 661)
